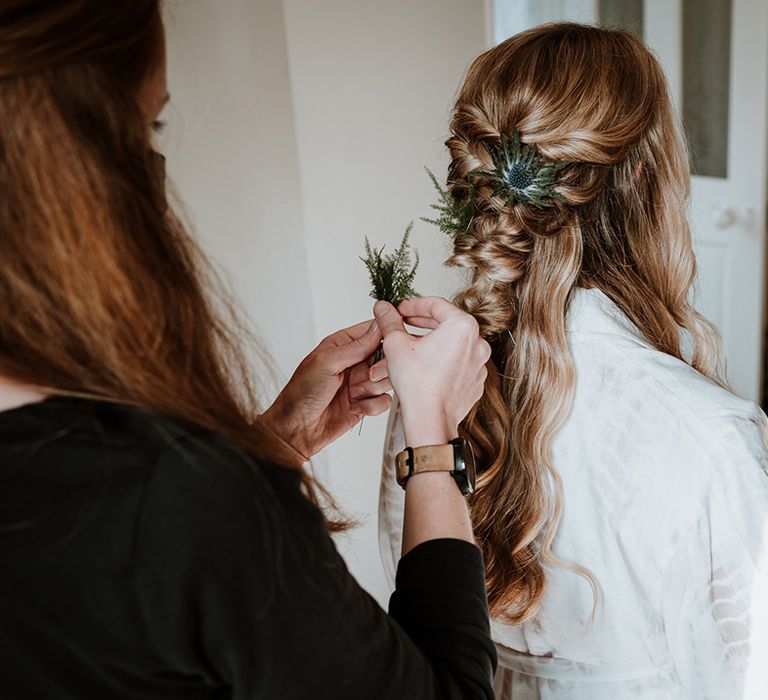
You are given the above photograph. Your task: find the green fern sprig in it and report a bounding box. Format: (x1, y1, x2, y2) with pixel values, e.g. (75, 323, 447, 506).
(421, 167, 476, 240)
(361, 222, 420, 307)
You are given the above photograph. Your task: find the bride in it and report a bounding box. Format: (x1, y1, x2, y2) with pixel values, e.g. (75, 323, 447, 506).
(379, 22, 768, 700)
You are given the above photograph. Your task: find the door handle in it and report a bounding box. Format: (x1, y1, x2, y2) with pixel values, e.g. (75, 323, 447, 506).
(711, 206, 738, 229)
(710, 206, 755, 230)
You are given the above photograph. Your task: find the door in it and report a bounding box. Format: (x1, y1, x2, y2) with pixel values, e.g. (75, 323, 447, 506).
(493, 0, 768, 401)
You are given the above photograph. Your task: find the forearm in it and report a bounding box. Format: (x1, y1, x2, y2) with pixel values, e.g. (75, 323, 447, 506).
(400, 416, 474, 556)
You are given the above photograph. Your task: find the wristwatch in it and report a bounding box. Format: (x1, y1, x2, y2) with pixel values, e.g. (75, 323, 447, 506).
(395, 438, 476, 495)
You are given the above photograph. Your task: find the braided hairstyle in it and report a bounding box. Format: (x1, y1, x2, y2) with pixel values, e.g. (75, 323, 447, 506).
(445, 23, 724, 622)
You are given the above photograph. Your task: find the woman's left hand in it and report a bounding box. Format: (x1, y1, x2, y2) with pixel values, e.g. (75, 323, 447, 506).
(260, 319, 392, 460)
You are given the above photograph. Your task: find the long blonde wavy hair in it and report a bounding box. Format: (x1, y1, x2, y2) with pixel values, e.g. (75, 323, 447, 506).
(446, 23, 724, 622)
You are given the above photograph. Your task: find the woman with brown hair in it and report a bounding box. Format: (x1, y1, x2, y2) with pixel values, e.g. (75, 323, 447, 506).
(381, 22, 768, 699)
(0, 2, 497, 698)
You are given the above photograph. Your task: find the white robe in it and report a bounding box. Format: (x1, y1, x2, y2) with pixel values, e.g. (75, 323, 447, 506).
(379, 288, 768, 699)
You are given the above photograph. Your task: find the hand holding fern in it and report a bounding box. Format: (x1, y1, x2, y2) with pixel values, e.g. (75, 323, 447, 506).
(260, 318, 393, 459)
(374, 297, 491, 447)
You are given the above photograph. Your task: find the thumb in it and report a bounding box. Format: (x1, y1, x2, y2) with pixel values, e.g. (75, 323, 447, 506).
(373, 300, 407, 339)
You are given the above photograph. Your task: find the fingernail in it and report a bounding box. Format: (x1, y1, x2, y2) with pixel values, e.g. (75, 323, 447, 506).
(374, 300, 388, 316)
(350, 385, 366, 398)
(367, 320, 380, 334)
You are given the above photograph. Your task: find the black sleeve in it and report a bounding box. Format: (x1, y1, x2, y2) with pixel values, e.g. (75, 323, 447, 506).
(133, 436, 496, 700)
(389, 540, 497, 698)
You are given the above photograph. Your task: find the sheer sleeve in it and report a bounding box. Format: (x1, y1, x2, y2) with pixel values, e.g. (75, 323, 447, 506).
(379, 396, 406, 589)
(661, 414, 768, 700)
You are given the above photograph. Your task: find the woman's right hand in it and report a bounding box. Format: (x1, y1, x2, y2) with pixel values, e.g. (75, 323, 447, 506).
(372, 298, 490, 447)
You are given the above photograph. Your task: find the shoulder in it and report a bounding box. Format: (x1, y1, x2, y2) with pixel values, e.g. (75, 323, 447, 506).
(122, 405, 332, 597)
(566, 289, 763, 430)
(121, 411, 311, 551)
(13, 396, 310, 536)
(571, 330, 766, 456)
(561, 339, 768, 578)
(570, 332, 767, 531)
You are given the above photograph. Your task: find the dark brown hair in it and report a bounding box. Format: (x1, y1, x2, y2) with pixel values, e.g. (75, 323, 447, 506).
(447, 23, 723, 621)
(0, 1, 340, 524)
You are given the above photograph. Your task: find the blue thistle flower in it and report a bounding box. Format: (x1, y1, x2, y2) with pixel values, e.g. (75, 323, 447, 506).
(469, 130, 568, 208)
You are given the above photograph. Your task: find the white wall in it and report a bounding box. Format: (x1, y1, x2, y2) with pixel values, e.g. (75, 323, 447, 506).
(163, 0, 488, 606)
(162, 0, 314, 380)
(280, 0, 489, 604)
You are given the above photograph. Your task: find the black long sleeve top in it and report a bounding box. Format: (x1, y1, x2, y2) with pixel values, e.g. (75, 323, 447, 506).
(0, 396, 496, 699)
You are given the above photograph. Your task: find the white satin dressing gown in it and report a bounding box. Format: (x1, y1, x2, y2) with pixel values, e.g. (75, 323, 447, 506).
(379, 288, 768, 699)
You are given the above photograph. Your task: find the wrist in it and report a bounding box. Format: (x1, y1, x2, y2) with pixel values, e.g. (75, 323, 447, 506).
(258, 405, 310, 464)
(400, 405, 457, 447)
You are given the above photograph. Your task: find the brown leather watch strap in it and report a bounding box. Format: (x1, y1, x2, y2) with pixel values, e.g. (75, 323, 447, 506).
(395, 444, 455, 488)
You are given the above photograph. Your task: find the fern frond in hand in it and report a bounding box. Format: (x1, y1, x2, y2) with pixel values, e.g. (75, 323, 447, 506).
(361, 223, 420, 307)
(421, 167, 476, 240)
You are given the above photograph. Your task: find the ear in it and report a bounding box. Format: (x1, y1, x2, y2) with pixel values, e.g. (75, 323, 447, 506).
(634, 160, 645, 180)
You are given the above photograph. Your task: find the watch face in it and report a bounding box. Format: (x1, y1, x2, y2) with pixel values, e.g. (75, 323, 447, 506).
(451, 438, 477, 495)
